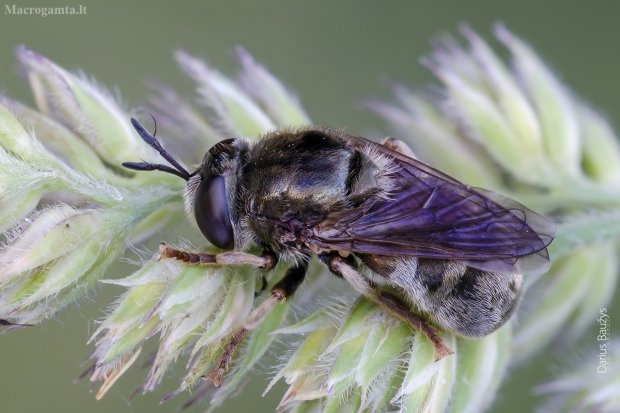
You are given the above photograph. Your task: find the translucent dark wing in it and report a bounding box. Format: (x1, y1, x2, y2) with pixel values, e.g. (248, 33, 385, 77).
(310, 136, 556, 275)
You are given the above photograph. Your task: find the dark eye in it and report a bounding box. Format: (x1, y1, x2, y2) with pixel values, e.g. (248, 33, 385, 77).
(194, 175, 234, 250)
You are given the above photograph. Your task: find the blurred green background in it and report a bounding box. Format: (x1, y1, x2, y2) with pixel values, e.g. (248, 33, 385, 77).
(1, 1, 619, 412)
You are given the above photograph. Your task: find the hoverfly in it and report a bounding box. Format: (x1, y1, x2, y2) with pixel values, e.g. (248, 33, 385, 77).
(123, 118, 555, 386)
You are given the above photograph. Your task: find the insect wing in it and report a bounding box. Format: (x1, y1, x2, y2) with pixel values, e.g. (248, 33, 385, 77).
(311, 137, 556, 275)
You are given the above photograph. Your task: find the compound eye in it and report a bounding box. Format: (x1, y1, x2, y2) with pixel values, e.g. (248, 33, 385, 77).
(194, 175, 234, 250)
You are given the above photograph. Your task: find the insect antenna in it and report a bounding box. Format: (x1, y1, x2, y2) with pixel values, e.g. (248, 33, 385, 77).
(122, 160, 190, 180)
(0, 319, 33, 327)
(122, 117, 191, 181)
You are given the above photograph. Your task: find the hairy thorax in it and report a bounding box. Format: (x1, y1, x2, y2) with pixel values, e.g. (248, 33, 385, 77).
(238, 129, 356, 255)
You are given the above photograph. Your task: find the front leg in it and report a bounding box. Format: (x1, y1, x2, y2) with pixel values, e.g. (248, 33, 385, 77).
(321, 253, 452, 361)
(159, 243, 277, 270)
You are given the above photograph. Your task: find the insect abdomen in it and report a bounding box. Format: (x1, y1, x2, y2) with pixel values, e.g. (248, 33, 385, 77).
(360, 255, 523, 337)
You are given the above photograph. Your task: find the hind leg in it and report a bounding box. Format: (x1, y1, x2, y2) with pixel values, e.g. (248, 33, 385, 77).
(321, 253, 452, 361)
(361, 254, 523, 338)
(381, 137, 417, 159)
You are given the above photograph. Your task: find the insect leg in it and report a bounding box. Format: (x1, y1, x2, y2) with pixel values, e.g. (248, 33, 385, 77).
(204, 261, 309, 387)
(254, 275, 268, 298)
(158, 243, 277, 271)
(381, 137, 417, 159)
(321, 253, 452, 361)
